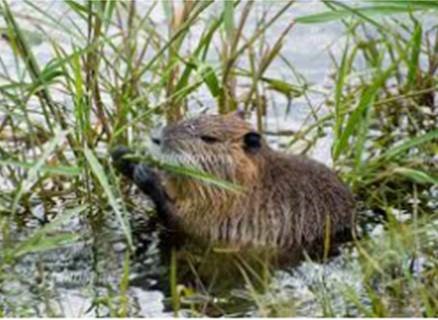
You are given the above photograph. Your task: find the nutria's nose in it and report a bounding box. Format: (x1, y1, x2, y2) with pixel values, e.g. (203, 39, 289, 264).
(151, 126, 163, 146)
(152, 137, 161, 145)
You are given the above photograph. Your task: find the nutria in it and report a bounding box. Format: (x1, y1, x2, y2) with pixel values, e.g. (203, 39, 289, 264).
(111, 111, 355, 255)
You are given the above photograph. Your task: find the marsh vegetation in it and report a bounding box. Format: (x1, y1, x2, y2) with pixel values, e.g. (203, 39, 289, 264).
(0, 0, 437, 317)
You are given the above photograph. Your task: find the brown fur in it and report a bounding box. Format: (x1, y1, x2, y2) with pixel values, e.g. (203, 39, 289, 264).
(150, 112, 355, 253)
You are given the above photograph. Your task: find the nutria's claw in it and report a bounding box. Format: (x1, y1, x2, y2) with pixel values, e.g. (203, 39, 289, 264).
(133, 164, 161, 197)
(110, 145, 137, 179)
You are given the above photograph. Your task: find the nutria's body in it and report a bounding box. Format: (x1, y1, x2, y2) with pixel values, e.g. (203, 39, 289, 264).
(112, 112, 355, 254)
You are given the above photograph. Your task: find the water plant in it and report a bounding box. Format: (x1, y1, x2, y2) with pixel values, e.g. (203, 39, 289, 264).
(0, 0, 436, 317)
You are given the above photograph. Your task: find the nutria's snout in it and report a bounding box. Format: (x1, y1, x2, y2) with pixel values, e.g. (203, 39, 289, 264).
(110, 145, 137, 179)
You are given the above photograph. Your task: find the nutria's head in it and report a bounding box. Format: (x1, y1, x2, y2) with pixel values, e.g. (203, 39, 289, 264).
(150, 112, 267, 196)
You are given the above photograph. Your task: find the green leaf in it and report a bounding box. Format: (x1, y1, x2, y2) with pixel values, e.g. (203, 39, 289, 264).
(0, 159, 80, 176)
(161, 163, 243, 192)
(333, 38, 351, 140)
(377, 129, 438, 161)
(140, 155, 243, 193)
(0, 27, 43, 46)
(224, 0, 235, 39)
(84, 146, 133, 249)
(11, 205, 87, 258)
(261, 77, 304, 98)
(333, 65, 395, 161)
(295, 4, 433, 24)
(393, 167, 438, 185)
(64, 0, 89, 20)
(200, 65, 221, 97)
(14, 233, 81, 258)
(407, 20, 422, 88)
(11, 129, 67, 214)
(175, 21, 219, 94)
(367, 0, 438, 10)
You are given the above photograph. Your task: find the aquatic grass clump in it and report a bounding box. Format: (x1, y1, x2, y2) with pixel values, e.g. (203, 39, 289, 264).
(328, 11, 437, 215)
(0, 1, 297, 316)
(242, 2, 438, 317)
(0, 0, 437, 317)
(288, 1, 437, 213)
(0, 0, 294, 231)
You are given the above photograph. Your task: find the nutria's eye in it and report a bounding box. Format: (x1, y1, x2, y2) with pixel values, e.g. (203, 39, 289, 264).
(243, 132, 261, 152)
(151, 137, 161, 145)
(200, 135, 220, 144)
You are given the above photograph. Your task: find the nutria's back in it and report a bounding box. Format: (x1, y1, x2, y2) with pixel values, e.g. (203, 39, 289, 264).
(258, 151, 354, 249)
(147, 112, 355, 253)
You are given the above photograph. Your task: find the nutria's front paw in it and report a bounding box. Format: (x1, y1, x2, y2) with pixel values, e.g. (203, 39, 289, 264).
(110, 145, 137, 179)
(133, 164, 161, 196)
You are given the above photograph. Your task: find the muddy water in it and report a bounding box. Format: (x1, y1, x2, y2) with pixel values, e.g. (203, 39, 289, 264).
(0, 1, 426, 317)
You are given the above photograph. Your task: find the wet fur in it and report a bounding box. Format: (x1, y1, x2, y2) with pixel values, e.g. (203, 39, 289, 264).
(112, 112, 355, 254)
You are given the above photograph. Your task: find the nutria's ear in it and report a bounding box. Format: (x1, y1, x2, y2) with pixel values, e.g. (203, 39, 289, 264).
(243, 132, 261, 153)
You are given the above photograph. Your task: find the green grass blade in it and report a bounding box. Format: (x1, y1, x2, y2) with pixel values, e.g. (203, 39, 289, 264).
(377, 129, 438, 161)
(200, 64, 221, 97)
(333, 65, 395, 161)
(295, 3, 434, 24)
(367, 0, 438, 10)
(11, 205, 87, 259)
(407, 20, 422, 88)
(333, 37, 351, 147)
(224, 0, 235, 39)
(83, 146, 133, 249)
(160, 162, 243, 192)
(13, 233, 81, 258)
(0, 159, 80, 176)
(64, 0, 89, 20)
(393, 167, 438, 185)
(261, 77, 305, 98)
(139, 155, 243, 193)
(11, 129, 68, 214)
